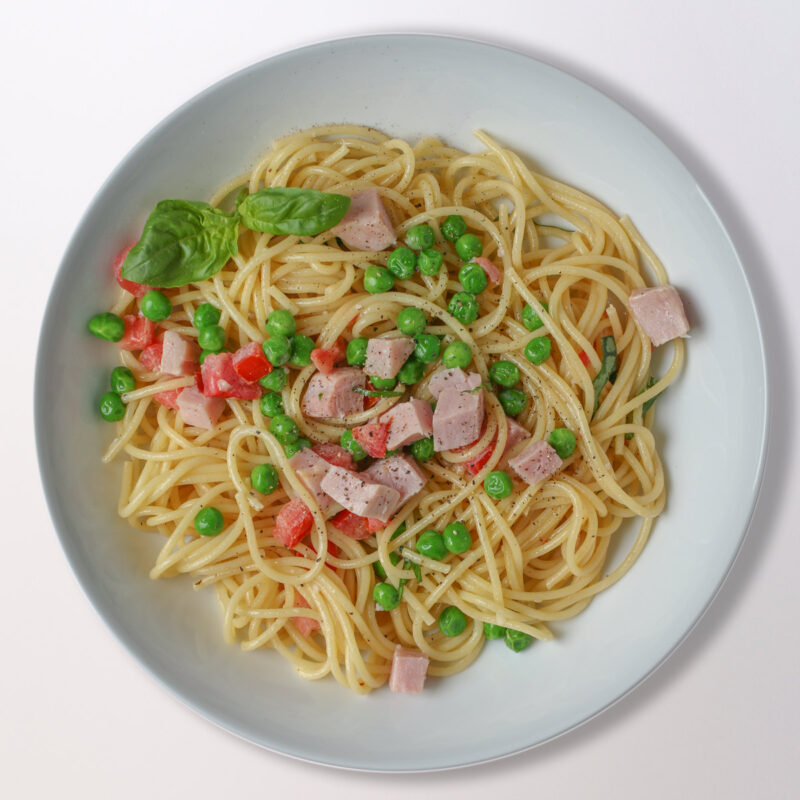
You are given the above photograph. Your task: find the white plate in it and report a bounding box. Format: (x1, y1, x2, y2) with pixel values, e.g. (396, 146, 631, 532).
(35, 35, 767, 771)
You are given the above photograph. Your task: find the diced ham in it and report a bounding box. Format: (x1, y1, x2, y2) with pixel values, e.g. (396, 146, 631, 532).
(273, 498, 314, 548)
(288, 449, 342, 517)
(310, 338, 347, 376)
(113, 243, 151, 297)
(117, 314, 157, 351)
(472, 256, 502, 285)
(363, 337, 415, 380)
(629, 285, 690, 347)
(380, 399, 433, 450)
(389, 646, 429, 694)
(352, 421, 390, 458)
(330, 188, 396, 251)
(427, 368, 482, 400)
(312, 442, 355, 470)
(201, 352, 262, 400)
(508, 440, 563, 486)
(153, 388, 182, 409)
(302, 367, 365, 419)
(232, 341, 272, 383)
(175, 386, 226, 429)
(361, 455, 426, 511)
(292, 593, 320, 636)
(319, 466, 400, 523)
(140, 342, 163, 372)
(160, 330, 200, 377)
(432, 387, 485, 452)
(504, 417, 531, 453)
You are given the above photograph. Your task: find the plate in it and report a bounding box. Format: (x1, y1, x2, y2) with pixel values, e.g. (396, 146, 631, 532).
(35, 35, 767, 771)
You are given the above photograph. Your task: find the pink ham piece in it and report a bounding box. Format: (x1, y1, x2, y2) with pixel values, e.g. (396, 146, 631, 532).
(160, 330, 200, 377)
(380, 399, 433, 450)
(361, 454, 427, 511)
(629, 285, 690, 347)
(389, 646, 429, 694)
(330, 188, 396, 251)
(432, 387, 485, 452)
(427, 367, 482, 400)
(472, 256, 502, 285)
(503, 417, 531, 456)
(288, 449, 342, 517)
(363, 337, 415, 380)
(302, 367, 365, 419)
(201, 352, 262, 399)
(175, 386, 226, 430)
(508, 440, 563, 486)
(319, 466, 400, 523)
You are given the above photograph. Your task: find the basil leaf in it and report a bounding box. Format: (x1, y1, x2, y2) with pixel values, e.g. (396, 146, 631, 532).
(641, 376, 660, 414)
(354, 387, 405, 398)
(121, 199, 239, 288)
(238, 187, 351, 236)
(591, 336, 618, 416)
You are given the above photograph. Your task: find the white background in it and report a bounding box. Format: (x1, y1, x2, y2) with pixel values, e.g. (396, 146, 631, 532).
(3, 1, 799, 797)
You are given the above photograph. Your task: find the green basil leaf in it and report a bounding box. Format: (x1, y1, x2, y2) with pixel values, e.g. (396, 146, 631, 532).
(121, 199, 239, 288)
(238, 187, 351, 236)
(591, 336, 618, 417)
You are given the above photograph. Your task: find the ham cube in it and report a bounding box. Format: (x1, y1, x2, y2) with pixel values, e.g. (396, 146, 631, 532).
(176, 386, 226, 429)
(629, 285, 690, 347)
(361, 455, 426, 509)
(319, 466, 400, 523)
(288, 449, 342, 517)
(201, 352, 262, 399)
(363, 337, 415, 380)
(380, 399, 433, 450)
(389, 646, 429, 694)
(503, 417, 530, 455)
(508, 440, 563, 486)
(330, 188, 396, 251)
(302, 367, 365, 419)
(427, 368, 482, 400)
(432, 387, 485, 452)
(160, 330, 200, 377)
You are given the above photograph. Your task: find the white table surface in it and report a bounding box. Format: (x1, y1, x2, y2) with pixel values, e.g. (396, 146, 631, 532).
(4, 2, 799, 797)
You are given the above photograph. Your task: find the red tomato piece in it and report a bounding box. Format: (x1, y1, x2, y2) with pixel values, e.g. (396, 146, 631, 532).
(312, 442, 355, 470)
(118, 315, 157, 351)
(112, 244, 151, 297)
(139, 342, 163, 372)
(578, 349, 591, 367)
(363, 379, 379, 410)
(232, 341, 272, 383)
(352, 421, 390, 458)
(274, 498, 314, 548)
(472, 256, 502, 285)
(310, 338, 346, 376)
(153, 387, 182, 409)
(463, 440, 496, 475)
(366, 517, 386, 534)
(330, 510, 373, 540)
(201, 352, 262, 399)
(293, 593, 321, 636)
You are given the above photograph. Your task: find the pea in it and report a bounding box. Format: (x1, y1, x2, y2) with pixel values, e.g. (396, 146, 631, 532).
(373, 582, 401, 611)
(524, 336, 552, 365)
(441, 214, 467, 242)
(386, 247, 417, 280)
(269, 413, 299, 445)
(438, 606, 467, 637)
(521, 301, 549, 332)
(194, 507, 224, 537)
(417, 248, 443, 276)
(404, 224, 435, 250)
(198, 324, 226, 353)
(266, 308, 297, 337)
(410, 436, 434, 462)
(458, 262, 488, 294)
(455, 233, 482, 261)
(505, 628, 533, 653)
(443, 521, 471, 554)
(372, 550, 400, 580)
(98, 391, 125, 421)
(397, 357, 425, 385)
(346, 337, 369, 366)
(88, 312, 125, 342)
(110, 366, 136, 394)
(498, 388, 527, 417)
(363, 265, 395, 294)
(262, 334, 291, 366)
(416, 529, 447, 560)
(289, 334, 314, 366)
(259, 368, 288, 392)
(193, 302, 221, 329)
(260, 392, 284, 417)
(414, 334, 441, 364)
(340, 429, 367, 461)
(397, 307, 427, 336)
(489, 360, 520, 388)
(370, 376, 397, 391)
(139, 290, 172, 322)
(484, 470, 513, 499)
(284, 438, 311, 458)
(448, 292, 479, 325)
(483, 622, 506, 640)
(250, 463, 279, 495)
(441, 341, 472, 369)
(549, 427, 577, 458)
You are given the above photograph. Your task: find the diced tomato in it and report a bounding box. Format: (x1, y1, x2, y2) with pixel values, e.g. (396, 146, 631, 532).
(201, 352, 262, 400)
(139, 342, 163, 372)
(301, 537, 341, 570)
(194, 371, 204, 393)
(363, 378, 379, 410)
(578, 349, 591, 367)
(112, 244, 151, 298)
(310, 338, 347, 375)
(232, 341, 272, 383)
(464, 440, 496, 475)
(330, 510, 373, 540)
(312, 442, 355, 470)
(118, 315, 157, 351)
(347, 313, 360, 328)
(472, 256, 502, 285)
(293, 594, 321, 636)
(153, 387, 182, 409)
(366, 517, 385, 534)
(352, 421, 390, 458)
(274, 498, 314, 548)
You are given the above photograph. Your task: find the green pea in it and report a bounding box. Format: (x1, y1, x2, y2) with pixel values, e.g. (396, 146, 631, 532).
(414, 334, 441, 364)
(458, 262, 488, 294)
(266, 308, 297, 337)
(373, 582, 401, 610)
(110, 366, 136, 394)
(386, 247, 417, 280)
(438, 606, 467, 637)
(397, 357, 425, 385)
(250, 463, 279, 495)
(483, 622, 506, 640)
(269, 413, 299, 445)
(194, 507, 224, 537)
(139, 290, 172, 322)
(198, 324, 226, 353)
(346, 337, 369, 366)
(88, 312, 125, 342)
(363, 265, 395, 294)
(397, 307, 427, 336)
(340, 429, 367, 461)
(98, 391, 125, 421)
(370, 376, 397, 391)
(262, 334, 291, 366)
(498, 388, 527, 417)
(524, 336, 552, 365)
(417, 248, 443, 276)
(484, 470, 513, 499)
(448, 291, 479, 325)
(372, 550, 400, 580)
(410, 436, 434, 462)
(416, 529, 447, 560)
(505, 628, 533, 653)
(489, 360, 520, 388)
(455, 233, 482, 261)
(193, 302, 221, 329)
(404, 224, 435, 250)
(289, 334, 314, 366)
(259, 368, 288, 392)
(443, 521, 471, 554)
(441, 214, 467, 242)
(549, 427, 577, 458)
(521, 301, 549, 331)
(284, 438, 311, 458)
(441, 341, 472, 369)
(260, 392, 284, 417)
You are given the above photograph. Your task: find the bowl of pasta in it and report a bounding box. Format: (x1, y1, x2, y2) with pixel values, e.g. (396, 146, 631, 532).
(35, 34, 766, 770)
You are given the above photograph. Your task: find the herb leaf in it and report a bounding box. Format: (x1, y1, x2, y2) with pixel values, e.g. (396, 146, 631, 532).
(354, 387, 405, 398)
(641, 376, 660, 414)
(238, 187, 351, 236)
(591, 336, 618, 416)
